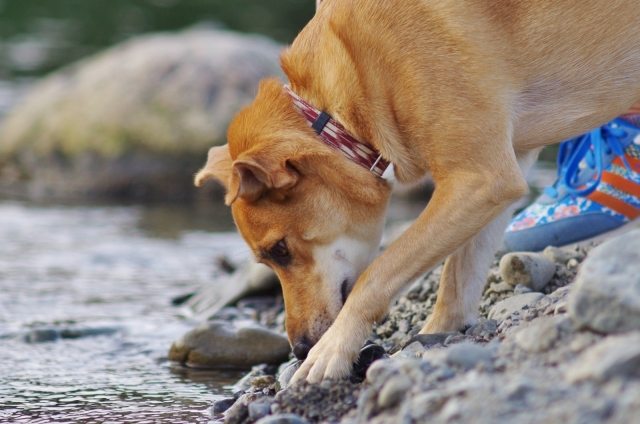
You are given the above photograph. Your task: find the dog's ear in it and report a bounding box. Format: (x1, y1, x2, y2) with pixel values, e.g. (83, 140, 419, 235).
(226, 156, 299, 204)
(194, 144, 233, 188)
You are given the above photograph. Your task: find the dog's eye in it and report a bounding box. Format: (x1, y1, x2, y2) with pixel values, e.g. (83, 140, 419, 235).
(267, 239, 291, 267)
(270, 240, 288, 257)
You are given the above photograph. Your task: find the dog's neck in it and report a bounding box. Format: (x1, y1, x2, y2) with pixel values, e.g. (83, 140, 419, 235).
(280, 2, 425, 184)
(283, 85, 390, 177)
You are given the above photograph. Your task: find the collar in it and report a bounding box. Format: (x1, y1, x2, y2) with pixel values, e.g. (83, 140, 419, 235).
(283, 85, 390, 177)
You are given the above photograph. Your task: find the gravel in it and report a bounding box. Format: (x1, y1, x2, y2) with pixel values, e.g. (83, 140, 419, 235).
(212, 233, 640, 424)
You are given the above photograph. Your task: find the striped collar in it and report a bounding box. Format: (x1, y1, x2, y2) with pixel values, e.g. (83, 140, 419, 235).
(283, 85, 390, 177)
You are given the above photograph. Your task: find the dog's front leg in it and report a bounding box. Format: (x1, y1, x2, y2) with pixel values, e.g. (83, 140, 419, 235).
(291, 147, 529, 383)
(423, 150, 539, 333)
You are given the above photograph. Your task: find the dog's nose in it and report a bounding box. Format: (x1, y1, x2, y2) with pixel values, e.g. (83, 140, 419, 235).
(292, 341, 311, 360)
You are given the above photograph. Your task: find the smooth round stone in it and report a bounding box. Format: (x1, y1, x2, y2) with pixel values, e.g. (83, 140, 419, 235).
(254, 414, 309, 424)
(168, 320, 290, 369)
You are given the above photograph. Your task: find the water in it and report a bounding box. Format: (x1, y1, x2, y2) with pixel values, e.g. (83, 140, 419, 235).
(0, 200, 252, 423)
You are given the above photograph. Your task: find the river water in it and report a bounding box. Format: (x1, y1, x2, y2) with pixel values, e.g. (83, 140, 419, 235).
(0, 200, 252, 423)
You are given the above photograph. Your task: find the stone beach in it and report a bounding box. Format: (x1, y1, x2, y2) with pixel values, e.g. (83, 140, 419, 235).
(191, 229, 640, 423)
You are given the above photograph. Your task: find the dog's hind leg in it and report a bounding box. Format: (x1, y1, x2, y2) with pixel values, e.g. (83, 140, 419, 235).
(421, 149, 540, 334)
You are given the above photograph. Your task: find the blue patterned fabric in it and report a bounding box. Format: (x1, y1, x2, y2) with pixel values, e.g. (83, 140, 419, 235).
(503, 118, 640, 252)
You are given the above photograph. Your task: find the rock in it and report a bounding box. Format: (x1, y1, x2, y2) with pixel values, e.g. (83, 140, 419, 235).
(377, 375, 413, 409)
(352, 342, 387, 380)
(249, 398, 275, 421)
(488, 293, 545, 322)
(255, 414, 309, 424)
(513, 284, 532, 295)
(513, 317, 560, 353)
(0, 27, 283, 201)
(277, 360, 301, 390)
(499, 252, 556, 291)
(251, 375, 276, 390)
(187, 261, 279, 320)
(471, 319, 498, 338)
(404, 332, 458, 348)
(565, 332, 640, 383)
(568, 230, 640, 334)
(445, 343, 493, 370)
(224, 393, 263, 424)
(366, 359, 400, 387)
(543, 246, 571, 264)
(24, 329, 59, 343)
(24, 326, 121, 343)
(234, 366, 267, 391)
(212, 397, 236, 414)
(398, 341, 426, 359)
(168, 320, 290, 368)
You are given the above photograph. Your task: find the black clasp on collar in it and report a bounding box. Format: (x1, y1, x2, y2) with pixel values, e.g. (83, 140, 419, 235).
(312, 112, 331, 135)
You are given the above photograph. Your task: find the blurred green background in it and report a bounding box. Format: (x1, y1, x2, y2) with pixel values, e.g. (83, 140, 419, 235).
(0, 0, 314, 78)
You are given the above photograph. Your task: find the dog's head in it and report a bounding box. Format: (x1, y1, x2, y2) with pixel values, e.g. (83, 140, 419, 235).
(195, 79, 392, 358)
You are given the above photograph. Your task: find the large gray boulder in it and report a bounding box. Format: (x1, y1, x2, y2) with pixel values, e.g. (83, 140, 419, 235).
(568, 230, 640, 334)
(0, 27, 283, 201)
(168, 320, 290, 369)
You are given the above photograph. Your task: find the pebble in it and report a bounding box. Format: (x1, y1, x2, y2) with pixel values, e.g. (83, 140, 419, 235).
(488, 293, 545, 322)
(224, 393, 262, 424)
(366, 359, 400, 387)
(277, 360, 301, 390)
(513, 317, 560, 353)
(404, 332, 458, 348)
(513, 284, 532, 295)
(445, 343, 493, 370)
(377, 375, 413, 409)
(397, 341, 426, 359)
(568, 230, 640, 334)
(254, 414, 309, 424)
(249, 398, 275, 421)
(499, 252, 556, 291)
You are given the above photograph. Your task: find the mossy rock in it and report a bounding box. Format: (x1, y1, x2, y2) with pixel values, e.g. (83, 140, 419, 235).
(0, 27, 284, 201)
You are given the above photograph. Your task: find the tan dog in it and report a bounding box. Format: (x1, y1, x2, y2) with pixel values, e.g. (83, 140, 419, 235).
(195, 0, 640, 383)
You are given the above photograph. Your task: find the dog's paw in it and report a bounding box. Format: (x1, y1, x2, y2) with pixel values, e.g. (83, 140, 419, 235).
(290, 327, 361, 384)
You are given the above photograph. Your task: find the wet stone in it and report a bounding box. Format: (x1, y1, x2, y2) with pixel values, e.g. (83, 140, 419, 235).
(168, 320, 290, 369)
(24, 329, 59, 343)
(249, 398, 275, 421)
(212, 397, 236, 414)
(255, 414, 309, 424)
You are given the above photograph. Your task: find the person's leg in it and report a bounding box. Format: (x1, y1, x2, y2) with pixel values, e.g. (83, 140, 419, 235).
(503, 101, 640, 252)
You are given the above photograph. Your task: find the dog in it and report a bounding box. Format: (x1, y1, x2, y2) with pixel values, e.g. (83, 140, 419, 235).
(195, 0, 640, 383)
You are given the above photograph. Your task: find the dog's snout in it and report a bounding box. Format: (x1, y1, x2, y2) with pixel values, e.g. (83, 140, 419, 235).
(293, 340, 312, 360)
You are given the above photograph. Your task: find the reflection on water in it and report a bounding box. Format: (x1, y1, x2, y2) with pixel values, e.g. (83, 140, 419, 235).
(0, 200, 248, 423)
